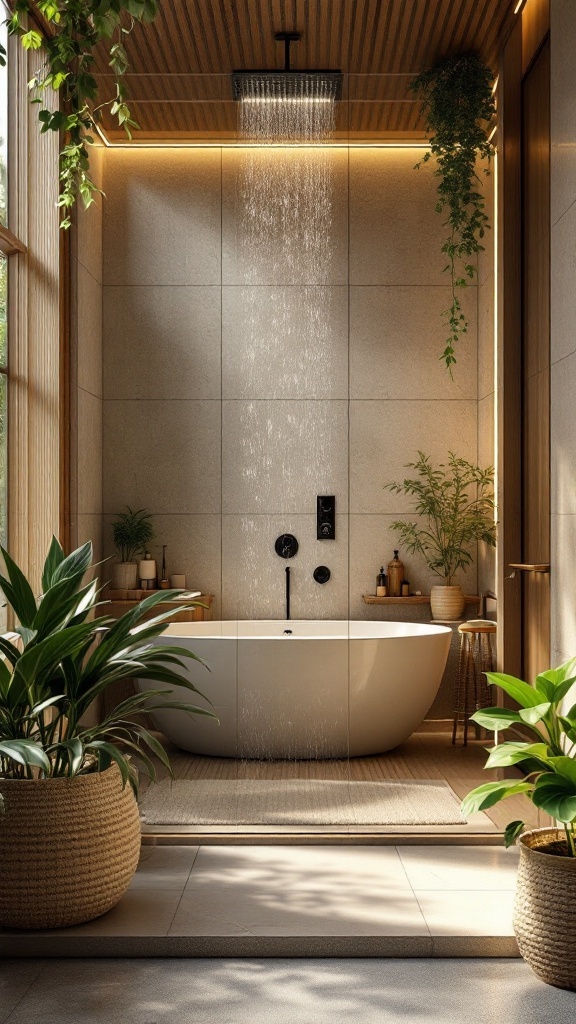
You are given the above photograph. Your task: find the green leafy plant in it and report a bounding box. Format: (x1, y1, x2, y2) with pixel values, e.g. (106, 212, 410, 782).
(5, 1, 159, 227)
(112, 506, 154, 563)
(0, 536, 215, 793)
(386, 451, 496, 584)
(462, 658, 576, 857)
(410, 53, 496, 371)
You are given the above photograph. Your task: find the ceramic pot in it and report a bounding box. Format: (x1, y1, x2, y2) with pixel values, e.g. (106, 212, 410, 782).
(430, 583, 465, 621)
(112, 561, 138, 590)
(0, 764, 141, 929)
(514, 828, 576, 990)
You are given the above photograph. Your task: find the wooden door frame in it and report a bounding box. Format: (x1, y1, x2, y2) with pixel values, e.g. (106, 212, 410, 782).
(497, 5, 550, 676)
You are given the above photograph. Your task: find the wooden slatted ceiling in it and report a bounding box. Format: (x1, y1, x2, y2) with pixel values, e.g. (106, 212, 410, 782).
(95, 0, 515, 141)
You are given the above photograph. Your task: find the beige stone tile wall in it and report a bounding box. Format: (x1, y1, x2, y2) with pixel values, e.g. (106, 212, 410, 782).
(101, 146, 490, 642)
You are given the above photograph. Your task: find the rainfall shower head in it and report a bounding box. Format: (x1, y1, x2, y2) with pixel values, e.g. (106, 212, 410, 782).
(232, 31, 343, 102)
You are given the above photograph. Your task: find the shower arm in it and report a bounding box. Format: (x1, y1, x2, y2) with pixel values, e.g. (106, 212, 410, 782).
(275, 30, 301, 73)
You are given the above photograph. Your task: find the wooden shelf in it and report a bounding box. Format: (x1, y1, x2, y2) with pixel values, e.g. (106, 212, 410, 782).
(363, 594, 480, 606)
(104, 594, 213, 623)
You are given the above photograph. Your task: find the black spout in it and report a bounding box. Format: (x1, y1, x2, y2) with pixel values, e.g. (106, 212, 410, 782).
(285, 565, 291, 621)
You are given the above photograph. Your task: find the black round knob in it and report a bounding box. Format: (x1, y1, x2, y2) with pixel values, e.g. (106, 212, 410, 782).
(275, 534, 299, 559)
(313, 565, 331, 584)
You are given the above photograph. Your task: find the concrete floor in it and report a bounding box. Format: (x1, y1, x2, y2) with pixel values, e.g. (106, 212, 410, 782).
(2, 958, 575, 1023)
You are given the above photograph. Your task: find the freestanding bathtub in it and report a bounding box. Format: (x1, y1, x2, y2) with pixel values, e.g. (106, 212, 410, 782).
(137, 620, 451, 759)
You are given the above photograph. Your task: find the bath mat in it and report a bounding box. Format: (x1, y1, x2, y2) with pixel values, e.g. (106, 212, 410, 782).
(139, 778, 466, 826)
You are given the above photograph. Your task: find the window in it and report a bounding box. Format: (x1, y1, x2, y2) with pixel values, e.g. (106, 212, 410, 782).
(0, 24, 28, 628)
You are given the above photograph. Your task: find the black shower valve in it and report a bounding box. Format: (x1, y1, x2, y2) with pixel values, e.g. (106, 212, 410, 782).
(317, 495, 335, 540)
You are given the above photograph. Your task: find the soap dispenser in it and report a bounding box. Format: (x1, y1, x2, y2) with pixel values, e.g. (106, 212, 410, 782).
(376, 566, 387, 597)
(387, 550, 404, 597)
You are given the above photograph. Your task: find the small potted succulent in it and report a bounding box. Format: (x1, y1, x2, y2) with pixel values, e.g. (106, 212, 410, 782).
(0, 537, 215, 929)
(386, 451, 496, 620)
(462, 658, 576, 990)
(111, 506, 155, 590)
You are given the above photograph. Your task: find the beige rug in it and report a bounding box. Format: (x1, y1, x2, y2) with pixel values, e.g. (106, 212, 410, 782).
(139, 778, 466, 826)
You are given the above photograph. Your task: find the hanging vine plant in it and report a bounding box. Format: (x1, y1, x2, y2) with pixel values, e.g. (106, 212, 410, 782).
(2, 1, 159, 228)
(410, 53, 496, 371)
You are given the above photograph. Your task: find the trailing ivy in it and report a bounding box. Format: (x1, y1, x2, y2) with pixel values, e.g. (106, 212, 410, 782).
(410, 53, 496, 371)
(5, 1, 159, 228)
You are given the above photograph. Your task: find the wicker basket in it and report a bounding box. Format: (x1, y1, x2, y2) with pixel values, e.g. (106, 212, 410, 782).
(514, 828, 576, 990)
(0, 764, 141, 929)
(430, 584, 465, 621)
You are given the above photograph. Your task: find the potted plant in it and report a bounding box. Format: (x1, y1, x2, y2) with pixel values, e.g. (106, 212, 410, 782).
(386, 451, 496, 621)
(111, 506, 155, 590)
(462, 658, 576, 990)
(0, 537, 215, 930)
(409, 53, 496, 370)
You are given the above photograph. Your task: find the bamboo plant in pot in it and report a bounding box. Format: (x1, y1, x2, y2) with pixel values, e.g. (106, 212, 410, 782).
(111, 506, 155, 590)
(462, 658, 576, 990)
(386, 452, 496, 620)
(0, 537, 215, 930)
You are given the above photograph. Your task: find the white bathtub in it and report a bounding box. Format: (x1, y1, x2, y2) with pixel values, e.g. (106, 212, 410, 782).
(137, 620, 451, 759)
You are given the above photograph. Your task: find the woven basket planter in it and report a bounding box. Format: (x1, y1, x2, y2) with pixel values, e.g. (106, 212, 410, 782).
(430, 584, 465, 622)
(514, 827, 576, 990)
(0, 764, 141, 929)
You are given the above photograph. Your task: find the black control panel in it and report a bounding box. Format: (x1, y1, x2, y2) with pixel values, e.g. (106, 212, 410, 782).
(317, 496, 335, 540)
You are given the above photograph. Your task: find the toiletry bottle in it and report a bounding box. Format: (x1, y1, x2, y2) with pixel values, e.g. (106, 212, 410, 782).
(376, 566, 387, 597)
(387, 550, 404, 597)
(401, 579, 410, 597)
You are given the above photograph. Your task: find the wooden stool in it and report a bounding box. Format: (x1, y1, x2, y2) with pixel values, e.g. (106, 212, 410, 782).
(452, 620, 497, 746)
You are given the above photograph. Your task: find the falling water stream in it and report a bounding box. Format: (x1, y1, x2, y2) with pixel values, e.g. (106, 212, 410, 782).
(228, 77, 350, 796)
(235, 77, 339, 625)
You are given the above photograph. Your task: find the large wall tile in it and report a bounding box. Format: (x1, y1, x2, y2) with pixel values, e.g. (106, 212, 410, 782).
(103, 513, 222, 618)
(477, 160, 495, 288)
(103, 399, 221, 514)
(477, 278, 495, 402)
(551, 513, 576, 660)
(103, 150, 221, 286)
(77, 389, 102, 515)
(77, 165, 102, 287)
(349, 286, 477, 400)
(349, 149, 448, 285)
(222, 286, 348, 399)
(222, 400, 349, 514)
(478, 393, 495, 470)
(551, 351, 576, 514)
(551, 204, 576, 365)
(222, 514, 348, 620)
(77, 263, 103, 398)
(222, 147, 348, 285)
(349, 400, 477, 514)
(551, 0, 576, 225)
(348, 514, 475, 621)
(104, 286, 221, 400)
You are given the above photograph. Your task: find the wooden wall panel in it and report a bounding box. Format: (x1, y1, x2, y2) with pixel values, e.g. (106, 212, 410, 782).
(497, 17, 523, 676)
(8, 40, 61, 588)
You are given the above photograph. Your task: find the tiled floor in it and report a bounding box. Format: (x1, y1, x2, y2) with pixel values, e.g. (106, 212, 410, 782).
(0, 844, 521, 958)
(2, 958, 575, 1024)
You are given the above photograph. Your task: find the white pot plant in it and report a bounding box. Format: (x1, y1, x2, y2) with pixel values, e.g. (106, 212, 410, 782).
(386, 452, 496, 620)
(462, 658, 576, 990)
(111, 506, 155, 590)
(0, 537, 215, 930)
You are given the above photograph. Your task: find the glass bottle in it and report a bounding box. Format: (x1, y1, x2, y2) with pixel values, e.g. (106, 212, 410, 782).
(387, 550, 404, 597)
(376, 566, 387, 597)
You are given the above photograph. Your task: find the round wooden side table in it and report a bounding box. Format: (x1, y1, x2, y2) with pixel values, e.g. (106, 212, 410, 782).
(451, 620, 497, 746)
